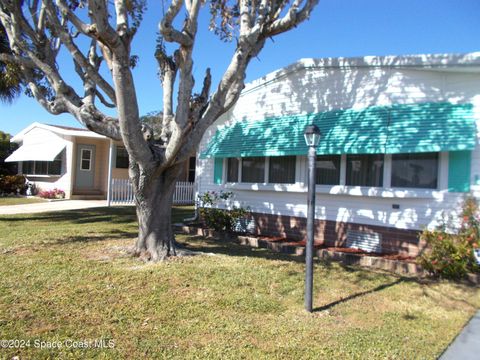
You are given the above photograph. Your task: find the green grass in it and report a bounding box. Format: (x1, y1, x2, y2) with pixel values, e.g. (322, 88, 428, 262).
(0, 206, 479, 359)
(0, 196, 46, 206)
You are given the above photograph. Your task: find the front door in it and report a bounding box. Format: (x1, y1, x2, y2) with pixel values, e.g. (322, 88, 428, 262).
(75, 144, 95, 189)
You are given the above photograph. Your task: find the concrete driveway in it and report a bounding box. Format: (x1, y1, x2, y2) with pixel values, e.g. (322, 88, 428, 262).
(440, 311, 480, 360)
(0, 200, 109, 215)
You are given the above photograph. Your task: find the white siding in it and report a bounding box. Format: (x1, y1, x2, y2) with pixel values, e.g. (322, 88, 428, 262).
(197, 63, 480, 231)
(20, 127, 74, 197)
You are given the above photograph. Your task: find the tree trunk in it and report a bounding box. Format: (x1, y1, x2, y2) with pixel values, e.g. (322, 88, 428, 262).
(133, 167, 181, 261)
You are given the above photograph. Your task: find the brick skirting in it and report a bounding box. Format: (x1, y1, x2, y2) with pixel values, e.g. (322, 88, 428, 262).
(248, 212, 426, 257)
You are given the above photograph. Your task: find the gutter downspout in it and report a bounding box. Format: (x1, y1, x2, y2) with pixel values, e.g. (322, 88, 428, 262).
(183, 183, 199, 223)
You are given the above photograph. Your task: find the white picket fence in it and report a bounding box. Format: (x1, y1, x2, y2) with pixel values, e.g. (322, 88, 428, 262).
(111, 179, 195, 205)
(173, 181, 196, 205)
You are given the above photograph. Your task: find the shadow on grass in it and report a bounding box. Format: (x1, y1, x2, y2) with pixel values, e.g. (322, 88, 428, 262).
(0, 206, 194, 226)
(180, 236, 413, 278)
(180, 235, 425, 310)
(313, 278, 407, 312)
(179, 235, 307, 264)
(54, 229, 138, 245)
(0, 207, 137, 224)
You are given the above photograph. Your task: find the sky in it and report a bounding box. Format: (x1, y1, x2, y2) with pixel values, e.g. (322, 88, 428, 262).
(1, 0, 479, 136)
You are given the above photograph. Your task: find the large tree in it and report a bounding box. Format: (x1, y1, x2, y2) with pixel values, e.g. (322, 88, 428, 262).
(0, 0, 318, 260)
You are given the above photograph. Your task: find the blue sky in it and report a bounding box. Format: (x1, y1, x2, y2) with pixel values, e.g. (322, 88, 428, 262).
(1, 0, 479, 136)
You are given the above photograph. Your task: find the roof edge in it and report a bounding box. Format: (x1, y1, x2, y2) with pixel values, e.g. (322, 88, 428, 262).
(11, 122, 107, 143)
(243, 51, 480, 94)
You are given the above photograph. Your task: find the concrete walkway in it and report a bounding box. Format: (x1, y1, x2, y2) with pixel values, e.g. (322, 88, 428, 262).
(440, 311, 480, 360)
(0, 200, 108, 215)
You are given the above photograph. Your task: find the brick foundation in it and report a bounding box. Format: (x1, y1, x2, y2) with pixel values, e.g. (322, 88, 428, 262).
(249, 212, 426, 257)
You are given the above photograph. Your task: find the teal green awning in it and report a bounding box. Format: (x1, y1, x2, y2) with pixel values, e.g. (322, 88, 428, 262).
(201, 102, 475, 158)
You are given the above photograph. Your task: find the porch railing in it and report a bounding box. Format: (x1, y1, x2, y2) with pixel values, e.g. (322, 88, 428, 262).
(111, 179, 195, 205)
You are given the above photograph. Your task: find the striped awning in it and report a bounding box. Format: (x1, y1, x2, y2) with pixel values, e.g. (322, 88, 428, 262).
(201, 102, 475, 158)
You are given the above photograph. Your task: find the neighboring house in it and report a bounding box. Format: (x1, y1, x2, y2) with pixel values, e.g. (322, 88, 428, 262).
(198, 52, 480, 257)
(6, 123, 196, 200)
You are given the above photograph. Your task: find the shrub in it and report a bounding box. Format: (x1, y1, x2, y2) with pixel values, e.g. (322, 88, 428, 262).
(0, 175, 26, 195)
(419, 197, 480, 279)
(197, 191, 250, 232)
(38, 188, 65, 199)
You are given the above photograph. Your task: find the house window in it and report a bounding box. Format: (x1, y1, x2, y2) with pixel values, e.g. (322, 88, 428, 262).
(346, 154, 384, 187)
(269, 156, 296, 184)
(226, 157, 239, 183)
(188, 157, 196, 183)
(23, 161, 34, 174)
(241, 157, 265, 183)
(48, 154, 62, 175)
(391, 152, 438, 189)
(316, 155, 341, 185)
(35, 161, 48, 175)
(80, 149, 92, 171)
(115, 146, 129, 169)
(21, 151, 63, 176)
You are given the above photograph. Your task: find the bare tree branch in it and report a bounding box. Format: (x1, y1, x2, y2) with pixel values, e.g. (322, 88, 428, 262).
(87, 0, 121, 48)
(56, 0, 95, 36)
(162, 0, 202, 164)
(114, 0, 129, 37)
(43, 2, 117, 103)
(159, 0, 193, 46)
(0, 53, 35, 68)
(155, 47, 177, 143)
(94, 89, 116, 108)
(267, 0, 319, 36)
(239, 0, 253, 34)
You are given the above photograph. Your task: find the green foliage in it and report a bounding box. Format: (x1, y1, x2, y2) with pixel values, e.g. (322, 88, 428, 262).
(140, 111, 163, 138)
(0, 24, 22, 104)
(208, 0, 240, 41)
(0, 174, 25, 195)
(0, 131, 18, 175)
(419, 197, 480, 279)
(197, 190, 250, 232)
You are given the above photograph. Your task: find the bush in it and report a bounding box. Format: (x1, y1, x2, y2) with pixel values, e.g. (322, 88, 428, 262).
(38, 188, 65, 199)
(197, 191, 250, 232)
(419, 197, 480, 279)
(0, 175, 26, 195)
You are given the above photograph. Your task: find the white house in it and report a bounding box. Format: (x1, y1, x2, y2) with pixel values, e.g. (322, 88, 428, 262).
(6, 123, 196, 200)
(197, 52, 480, 257)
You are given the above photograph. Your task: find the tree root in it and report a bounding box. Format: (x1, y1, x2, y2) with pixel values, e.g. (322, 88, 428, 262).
(133, 245, 209, 262)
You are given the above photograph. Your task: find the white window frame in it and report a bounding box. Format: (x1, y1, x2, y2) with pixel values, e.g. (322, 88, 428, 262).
(21, 152, 64, 177)
(239, 156, 267, 184)
(268, 155, 297, 184)
(222, 151, 446, 199)
(80, 149, 92, 171)
(225, 157, 240, 183)
(389, 152, 440, 190)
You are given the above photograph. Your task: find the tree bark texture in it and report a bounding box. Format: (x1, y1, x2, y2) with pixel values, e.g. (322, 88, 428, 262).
(133, 164, 183, 261)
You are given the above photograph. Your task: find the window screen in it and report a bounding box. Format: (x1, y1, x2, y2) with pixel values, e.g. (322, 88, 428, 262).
(346, 154, 384, 187)
(241, 157, 265, 183)
(391, 152, 438, 189)
(316, 155, 341, 185)
(269, 156, 296, 184)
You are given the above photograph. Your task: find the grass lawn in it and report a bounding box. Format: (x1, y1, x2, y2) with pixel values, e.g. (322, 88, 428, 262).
(0, 206, 479, 359)
(0, 197, 46, 206)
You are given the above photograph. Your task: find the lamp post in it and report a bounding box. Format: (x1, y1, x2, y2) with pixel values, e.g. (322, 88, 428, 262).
(304, 124, 321, 313)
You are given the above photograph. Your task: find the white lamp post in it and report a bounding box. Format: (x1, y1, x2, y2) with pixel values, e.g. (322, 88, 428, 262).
(304, 124, 321, 312)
